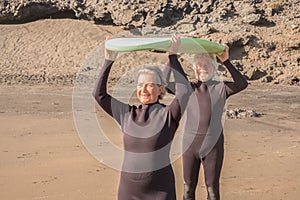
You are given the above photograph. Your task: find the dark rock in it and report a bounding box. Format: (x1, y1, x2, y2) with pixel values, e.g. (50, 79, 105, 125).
(226, 108, 262, 119)
(245, 67, 266, 80)
(261, 75, 274, 83)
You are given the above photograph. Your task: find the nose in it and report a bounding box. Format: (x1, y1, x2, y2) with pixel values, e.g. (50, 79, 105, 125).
(197, 65, 207, 70)
(141, 84, 148, 91)
(137, 83, 148, 91)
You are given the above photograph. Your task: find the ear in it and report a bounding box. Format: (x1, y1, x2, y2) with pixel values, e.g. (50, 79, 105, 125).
(159, 85, 165, 93)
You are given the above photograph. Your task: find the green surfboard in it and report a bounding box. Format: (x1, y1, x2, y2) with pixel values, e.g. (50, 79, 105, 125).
(105, 37, 225, 54)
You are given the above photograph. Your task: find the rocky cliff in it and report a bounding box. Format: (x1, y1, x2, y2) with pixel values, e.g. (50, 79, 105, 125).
(0, 0, 299, 85)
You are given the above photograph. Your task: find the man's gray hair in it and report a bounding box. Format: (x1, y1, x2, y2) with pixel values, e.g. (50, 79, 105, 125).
(192, 53, 217, 70)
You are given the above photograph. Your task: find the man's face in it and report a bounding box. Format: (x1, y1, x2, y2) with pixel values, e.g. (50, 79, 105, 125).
(194, 56, 215, 82)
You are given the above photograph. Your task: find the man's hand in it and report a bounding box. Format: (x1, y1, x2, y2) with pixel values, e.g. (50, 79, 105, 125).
(215, 45, 229, 63)
(169, 34, 181, 55)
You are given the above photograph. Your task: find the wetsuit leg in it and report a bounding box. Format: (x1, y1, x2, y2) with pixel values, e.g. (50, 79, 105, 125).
(202, 134, 224, 200)
(118, 166, 176, 200)
(183, 151, 201, 200)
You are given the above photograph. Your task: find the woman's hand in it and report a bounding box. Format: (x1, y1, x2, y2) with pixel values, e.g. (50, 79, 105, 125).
(215, 44, 229, 63)
(169, 34, 181, 55)
(105, 36, 118, 61)
(105, 48, 118, 61)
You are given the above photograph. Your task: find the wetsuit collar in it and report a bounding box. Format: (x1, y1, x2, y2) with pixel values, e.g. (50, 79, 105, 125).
(196, 79, 215, 87)
(139, 101, 159, 109)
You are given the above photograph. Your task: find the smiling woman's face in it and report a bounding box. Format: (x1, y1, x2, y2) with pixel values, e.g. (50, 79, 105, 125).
(136, 72, 164, 105)
(194, 56, 215, 82)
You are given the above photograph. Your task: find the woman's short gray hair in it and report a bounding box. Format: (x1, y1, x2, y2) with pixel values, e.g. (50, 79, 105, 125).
(137, 65, 166, 99)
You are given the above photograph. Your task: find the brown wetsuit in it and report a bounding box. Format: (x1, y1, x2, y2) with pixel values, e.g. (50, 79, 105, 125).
(164, 60, 248, 200)
(93, 55, 190, 200)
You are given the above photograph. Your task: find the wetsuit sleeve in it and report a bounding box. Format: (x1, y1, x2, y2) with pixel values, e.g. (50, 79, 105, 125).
(92, 59, 130, 125)
(167, 55, 190, 123)
(162, 64, 176, 95)
(223, 60, 248, 98)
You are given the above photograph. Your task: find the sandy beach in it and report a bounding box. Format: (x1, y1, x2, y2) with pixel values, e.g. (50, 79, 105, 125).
(0, 83, 299, 200)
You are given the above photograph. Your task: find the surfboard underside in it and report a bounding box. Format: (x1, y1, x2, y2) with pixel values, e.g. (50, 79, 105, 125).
(105, 38, 225, 54)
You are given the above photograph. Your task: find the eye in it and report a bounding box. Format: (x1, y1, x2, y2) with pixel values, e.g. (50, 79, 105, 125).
(137, 83, 158, 89)
(147, 83, 155, 88)
(137, 83, 143, 89)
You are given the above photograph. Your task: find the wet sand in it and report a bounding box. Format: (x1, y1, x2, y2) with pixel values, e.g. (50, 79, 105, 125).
(0, 83, 299, 200)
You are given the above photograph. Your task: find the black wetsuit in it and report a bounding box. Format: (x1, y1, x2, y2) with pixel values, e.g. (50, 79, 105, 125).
(164, 60, 248, 200)
(93, 55, 190, 200)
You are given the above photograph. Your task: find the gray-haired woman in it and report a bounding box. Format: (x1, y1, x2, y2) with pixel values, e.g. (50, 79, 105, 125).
(93, 34, 190, 200)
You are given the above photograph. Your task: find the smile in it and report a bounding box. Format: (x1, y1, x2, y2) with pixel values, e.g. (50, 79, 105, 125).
(141, 94, 150, 98)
